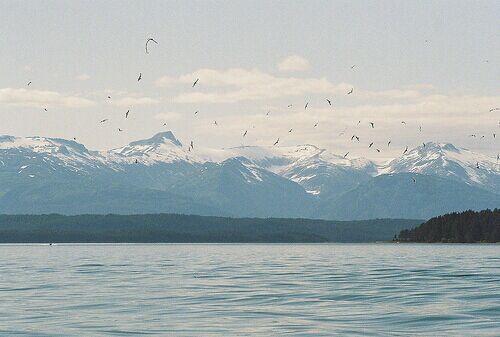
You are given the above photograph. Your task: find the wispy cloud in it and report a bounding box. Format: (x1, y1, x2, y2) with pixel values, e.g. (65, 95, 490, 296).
(154, 111, 182, 121)
(156, 68, 350, 103)
(108, 96, 160, 107)
(0, 88, 96, 108)
(277, 55, 310, 72)
(76, 74, 90, 81)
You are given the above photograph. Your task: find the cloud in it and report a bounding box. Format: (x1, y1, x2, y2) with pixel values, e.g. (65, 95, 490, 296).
(156, 68, 350, 103)
(0, 88, 96, 108)
(76, 74, 90, 81)
(154, 112, 181, 121)
(109, 96, 160, 107)
(277, 55, 310, 72)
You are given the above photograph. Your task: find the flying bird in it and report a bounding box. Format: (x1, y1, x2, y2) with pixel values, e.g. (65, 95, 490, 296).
(369, 142, 374, 148)
(369, 122, 374, 128)
(273, 138, 280, 146)
(27, 81, 31, 86)
(347, 88, 354, 95)
(214, 121, 218, 126)
(494, 133, 496, 138)
(192, 78, 199, 87)
(100, 119, 108, 123)
(163, 123, 167, 126)
(145, 38, 158, 54)
(412, 177, 416, 184)
(304, 102, 309, 110)
(190, 141, 194, 150)
(135, 159, 138, 164)
(469, 134, 476, 137)
(376, 149, 381, 153)
(289, 128, 293, 133)
(350, 65, 356, 69)
(314, 122, 318, 128)
(343, 152, 349, 158)
(401, 121, 406, 125)
(107, 96, 111, 99)
(388, 140, 392, 147)
(489, 107, 499, 112)
(423, 143, 426, 148)
(137, 73, 142, 81)
(403, 146, 408, 154)
(243, 130, 248, 137)
(118, 128, 123, 132)
(326, 99, 332, 106)
(194, 111, 199, 115)
(476, 162, 480, 169)
(125, 110, 129, 118)
(287, 104, 293, 108)
(419, 125, 422, 132)
(266, 111, 270, 116)
(43, 108, 48, 112)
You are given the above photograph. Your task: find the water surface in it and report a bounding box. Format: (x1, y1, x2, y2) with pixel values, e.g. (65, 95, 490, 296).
(0, 244, 498, 336)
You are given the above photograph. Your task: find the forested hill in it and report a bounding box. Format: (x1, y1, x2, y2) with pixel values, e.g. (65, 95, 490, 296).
(398, 209, 499, 243)
(0, 214, 421, 243)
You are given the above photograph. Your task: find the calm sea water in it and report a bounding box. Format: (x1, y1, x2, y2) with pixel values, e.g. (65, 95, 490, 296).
(0, 244, 498, 336)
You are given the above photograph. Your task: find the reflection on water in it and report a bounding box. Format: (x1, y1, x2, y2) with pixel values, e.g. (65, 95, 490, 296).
(0, 244, 498, 336)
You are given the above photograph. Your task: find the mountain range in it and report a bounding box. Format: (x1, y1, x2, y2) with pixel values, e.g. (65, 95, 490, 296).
(0, 131, 498, 220)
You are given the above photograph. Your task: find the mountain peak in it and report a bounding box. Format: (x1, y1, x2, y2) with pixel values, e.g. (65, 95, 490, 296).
(129, 131, 182, 147)
(420, 142, 459, 152)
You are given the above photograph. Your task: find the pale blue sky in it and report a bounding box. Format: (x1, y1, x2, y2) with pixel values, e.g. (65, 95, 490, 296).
(0, 0, 498, 160)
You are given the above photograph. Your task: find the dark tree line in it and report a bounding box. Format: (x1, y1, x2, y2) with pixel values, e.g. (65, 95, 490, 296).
(398, 209, 499, 243)
(0, 213, 420, 243)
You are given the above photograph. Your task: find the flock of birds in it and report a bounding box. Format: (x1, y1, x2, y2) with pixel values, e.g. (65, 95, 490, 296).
(24, 37, 499, 175)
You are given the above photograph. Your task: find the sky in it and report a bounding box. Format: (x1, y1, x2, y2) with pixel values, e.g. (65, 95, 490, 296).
(0, 0, 498, 161)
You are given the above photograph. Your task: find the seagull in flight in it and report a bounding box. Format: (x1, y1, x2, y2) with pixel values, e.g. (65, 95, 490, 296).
(118, 128, 123, 132)
(326, 99, 332, 106)
(469, 134, 476, 137)
(192, 78, 199, 87)
(401, 121, 406, 125)
(419, 125, 422, 132)
(190, 141, 194, 150)
(194, 111, 199, 115)
(489, 107, 499, 112)
(350, 64, 356, 69)
(145, 38, 158, 54)
(376, 149, 381, 153)
(266, 110, 271, 116)
(273, 138, 280, 146)
(288, 128, 293, 133)
(243, 130, 248, 137)
(100, 119, 108, 123)
(107, 96, 111, 99)
(369, 122, 374, 128)
(27, 81, 32, 86)
(388, 140, 391, 147)
(347, 88, 354, 95)
(403, 146, 408, 154)
(476, 162, 480, 169)
(214, 121, 218, 126)
(314, 122, 318, 128)
(343, 152, 349, 158)
(43, 108, 48, 112)
(125, 110, 130, 118)
(287, 104, 293, 108)
(369, 142, 374, 148)
(304, 102, 309, 110)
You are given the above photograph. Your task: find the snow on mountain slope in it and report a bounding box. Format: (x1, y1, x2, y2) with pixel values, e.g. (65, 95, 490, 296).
(221, 144, 377, 197)
(0, 135, 116, 177)
(381, 142, 499, 193)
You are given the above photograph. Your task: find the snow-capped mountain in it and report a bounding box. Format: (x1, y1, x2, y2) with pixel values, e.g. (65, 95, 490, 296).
(0, 132, 498, 219)
(381, 142, 500, 193)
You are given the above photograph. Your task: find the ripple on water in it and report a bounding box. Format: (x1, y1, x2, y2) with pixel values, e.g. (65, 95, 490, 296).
(0, 243, 498, 336)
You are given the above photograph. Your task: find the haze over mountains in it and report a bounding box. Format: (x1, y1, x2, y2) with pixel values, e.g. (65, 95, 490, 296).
(0, 131, 498, 220)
